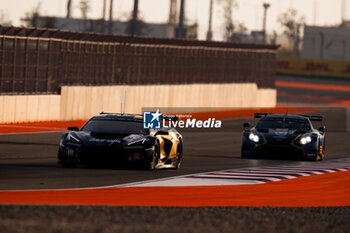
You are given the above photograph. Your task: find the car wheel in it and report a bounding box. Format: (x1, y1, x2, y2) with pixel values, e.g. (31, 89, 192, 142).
(310, 152, 323, 161)
(319, 140, 325, 161)
(147, 141, 160, 170)
(311, 155, 319, 161)
(57, 159, 66, 168)
(57, 150, 68, 168)
(315, 139, 324, 161)
(316, 151, 324, 161)
(175, 142, 183, 169)
(57, 158, 74, 168)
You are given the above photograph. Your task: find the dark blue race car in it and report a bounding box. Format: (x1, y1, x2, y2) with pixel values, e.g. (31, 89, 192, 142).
(241, 113, 325, 161)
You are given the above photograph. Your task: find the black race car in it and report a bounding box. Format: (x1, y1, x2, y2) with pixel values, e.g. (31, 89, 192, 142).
(241, 113, 325, 161)
(58, 113, 183, 169)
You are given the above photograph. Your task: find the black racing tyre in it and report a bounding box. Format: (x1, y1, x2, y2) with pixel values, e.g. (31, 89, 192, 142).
(318, 154, 324, 161)
(57, 150, 67, 168)
(319, 139, 325, 160)
(175, 142, 183, 169)
(57, 158, 74, 168)
(146, 140, 160, 170)
(315, 152, 324, 161)
(310, 155, 319, 161)
(309, 152, 322, 161)
(57, 159, 66, 168)
(315, 138, 325, 161)
(57, 150, 76, 168)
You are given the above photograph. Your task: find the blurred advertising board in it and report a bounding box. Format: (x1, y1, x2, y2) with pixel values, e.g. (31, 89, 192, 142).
(277, 57, 350, 78)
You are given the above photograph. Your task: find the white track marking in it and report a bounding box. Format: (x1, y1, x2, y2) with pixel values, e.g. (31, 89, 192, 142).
(124, 158, 350, 187)
(125, 177, 264, 187)
(239, 169, 322, 175)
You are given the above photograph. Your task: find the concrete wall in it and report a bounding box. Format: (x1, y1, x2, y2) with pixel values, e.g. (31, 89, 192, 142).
(0, 83, 276, 123)
(0, 95, 60, 123)
(59, 83, 276, 121)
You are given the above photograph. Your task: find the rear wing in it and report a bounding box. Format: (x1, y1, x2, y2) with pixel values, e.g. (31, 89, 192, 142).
(300, 115, 323, 122)
(254, 113, 268, 118)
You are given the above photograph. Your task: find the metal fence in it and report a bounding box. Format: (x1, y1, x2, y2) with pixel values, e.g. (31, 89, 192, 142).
(0, 26, 278, 95)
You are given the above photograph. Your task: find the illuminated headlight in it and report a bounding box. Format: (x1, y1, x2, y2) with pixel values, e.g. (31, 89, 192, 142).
(249, 133, 259, 143)
(300, 136, 312, 145)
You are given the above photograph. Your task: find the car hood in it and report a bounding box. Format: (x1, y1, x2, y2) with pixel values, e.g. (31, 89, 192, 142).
(67, 131, 147, 147)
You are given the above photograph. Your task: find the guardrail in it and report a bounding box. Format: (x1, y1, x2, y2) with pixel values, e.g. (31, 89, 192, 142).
(0, 26, 278, 95)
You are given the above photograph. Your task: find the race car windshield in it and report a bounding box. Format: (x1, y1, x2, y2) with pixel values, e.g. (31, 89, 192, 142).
(81, 119, 146, 135)
(256, 118, 311, 131)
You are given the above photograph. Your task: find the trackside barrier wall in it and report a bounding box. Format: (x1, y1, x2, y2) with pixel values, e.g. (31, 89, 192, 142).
(0, 26, 278, 123)
(0, 95, 60, 123)
(0, 84, 276, 123)
(0, 26, 277, 95)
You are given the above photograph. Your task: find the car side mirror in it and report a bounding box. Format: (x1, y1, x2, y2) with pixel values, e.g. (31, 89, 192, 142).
(67, 126, 79, 131)
(243, 122, 250, 131)
(318, 126, 325, 132)
(155, 130, 169, 136)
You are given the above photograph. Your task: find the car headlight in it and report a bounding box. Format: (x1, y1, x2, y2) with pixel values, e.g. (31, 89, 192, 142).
(249, 133, 259, 143)
(67, 134, 80, 143)
(300, 136, 312, 145)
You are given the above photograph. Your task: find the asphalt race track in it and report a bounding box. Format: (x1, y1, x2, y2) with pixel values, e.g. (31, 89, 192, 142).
(1, 118, 350, 232)
(277, 74, 350, 106)
(1, 75, 350, 232)
(0, 116, 350, 190)
(1, 123, 350, 233)
(1, 74, 349, 191)
(0, 129, 312, 190)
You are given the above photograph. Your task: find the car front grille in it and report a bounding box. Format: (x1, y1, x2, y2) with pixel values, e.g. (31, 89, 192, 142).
(254, 144, 304, 157)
